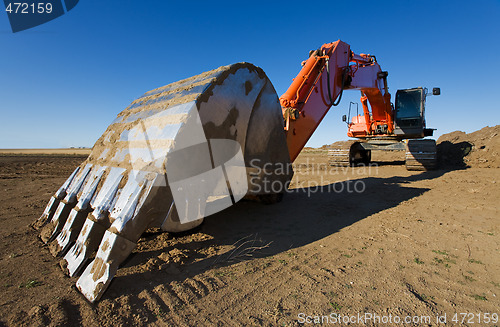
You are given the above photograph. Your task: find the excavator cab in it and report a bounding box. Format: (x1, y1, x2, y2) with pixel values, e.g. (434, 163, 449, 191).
(393, 87, 439, 138)
(393, 87, 428, 138)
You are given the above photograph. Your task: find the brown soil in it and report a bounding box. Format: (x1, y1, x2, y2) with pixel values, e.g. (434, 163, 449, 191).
(0, 149, 91, 155)
(0, 146, 499, 326)
(437, 125, 500, 168)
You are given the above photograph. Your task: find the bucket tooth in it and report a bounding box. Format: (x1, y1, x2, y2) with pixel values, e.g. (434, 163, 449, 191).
(63, 167, 126, 276)
(76, 170, 157, 301)
(76, 230, 136, 302)
(39, 164, 93, 243)
(63, 218, 108, 277)
(50, 209, 87, 257)
(33, 167, 80, 230)
(37, 63, 293, 301)
(50, 166, 105, 256)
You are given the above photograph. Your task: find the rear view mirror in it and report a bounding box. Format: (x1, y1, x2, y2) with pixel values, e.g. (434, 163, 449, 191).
(432, 88, 440, 95)
(342, 115, 347, 122)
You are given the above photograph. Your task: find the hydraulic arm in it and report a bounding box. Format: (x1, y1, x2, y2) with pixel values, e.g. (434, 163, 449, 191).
(280, 40, 394, 161)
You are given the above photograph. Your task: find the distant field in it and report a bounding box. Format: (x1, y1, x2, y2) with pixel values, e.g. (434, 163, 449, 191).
(0, 148, 91, 155)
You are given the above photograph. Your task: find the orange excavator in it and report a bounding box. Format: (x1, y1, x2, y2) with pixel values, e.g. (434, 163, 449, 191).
(35, 39, 439, 302)
(280, 40, 440, 170)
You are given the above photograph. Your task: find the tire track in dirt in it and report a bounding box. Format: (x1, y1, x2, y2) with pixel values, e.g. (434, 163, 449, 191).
(187, 264, 294, 325)
(118, 262, 290, 326)
(128, 274, 228, 326)
(9, 298, 95, 327)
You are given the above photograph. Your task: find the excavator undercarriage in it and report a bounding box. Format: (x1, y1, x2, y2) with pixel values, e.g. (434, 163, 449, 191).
(328, 138, 437, 171)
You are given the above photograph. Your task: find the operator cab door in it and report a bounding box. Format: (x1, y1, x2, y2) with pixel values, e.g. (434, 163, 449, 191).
(393, 87, 425, 138)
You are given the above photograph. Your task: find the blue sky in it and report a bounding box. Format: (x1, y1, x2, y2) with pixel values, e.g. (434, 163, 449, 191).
(1, 0, 499, 148)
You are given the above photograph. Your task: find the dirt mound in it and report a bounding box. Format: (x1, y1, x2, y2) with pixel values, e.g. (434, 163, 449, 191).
(328, 140, 352, 149)
(437, 125, 500, 168)
(304, 141, 351, 151)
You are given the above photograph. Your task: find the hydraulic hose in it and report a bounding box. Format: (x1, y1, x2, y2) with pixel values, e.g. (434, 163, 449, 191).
(326, 56, 347, 107)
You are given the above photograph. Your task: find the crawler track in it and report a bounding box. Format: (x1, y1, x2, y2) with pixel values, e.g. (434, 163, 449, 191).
(405, 139, 437, 171)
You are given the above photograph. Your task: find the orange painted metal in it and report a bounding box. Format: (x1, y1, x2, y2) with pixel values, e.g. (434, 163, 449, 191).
(280, 41, 339, 110)
(280, 39, 395, 160)
(280, 40, 350, 161)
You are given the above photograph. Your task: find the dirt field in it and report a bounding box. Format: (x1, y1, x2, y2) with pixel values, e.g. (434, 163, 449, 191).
(0, 149, 91, 156)
(0, 144, 499, 326)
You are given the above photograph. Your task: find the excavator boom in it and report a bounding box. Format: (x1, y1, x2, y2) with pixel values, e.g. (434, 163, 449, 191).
(280, 40, 393, 161)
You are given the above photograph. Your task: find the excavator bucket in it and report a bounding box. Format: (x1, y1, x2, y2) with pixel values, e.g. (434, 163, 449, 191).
(33, 62, 293, 302)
